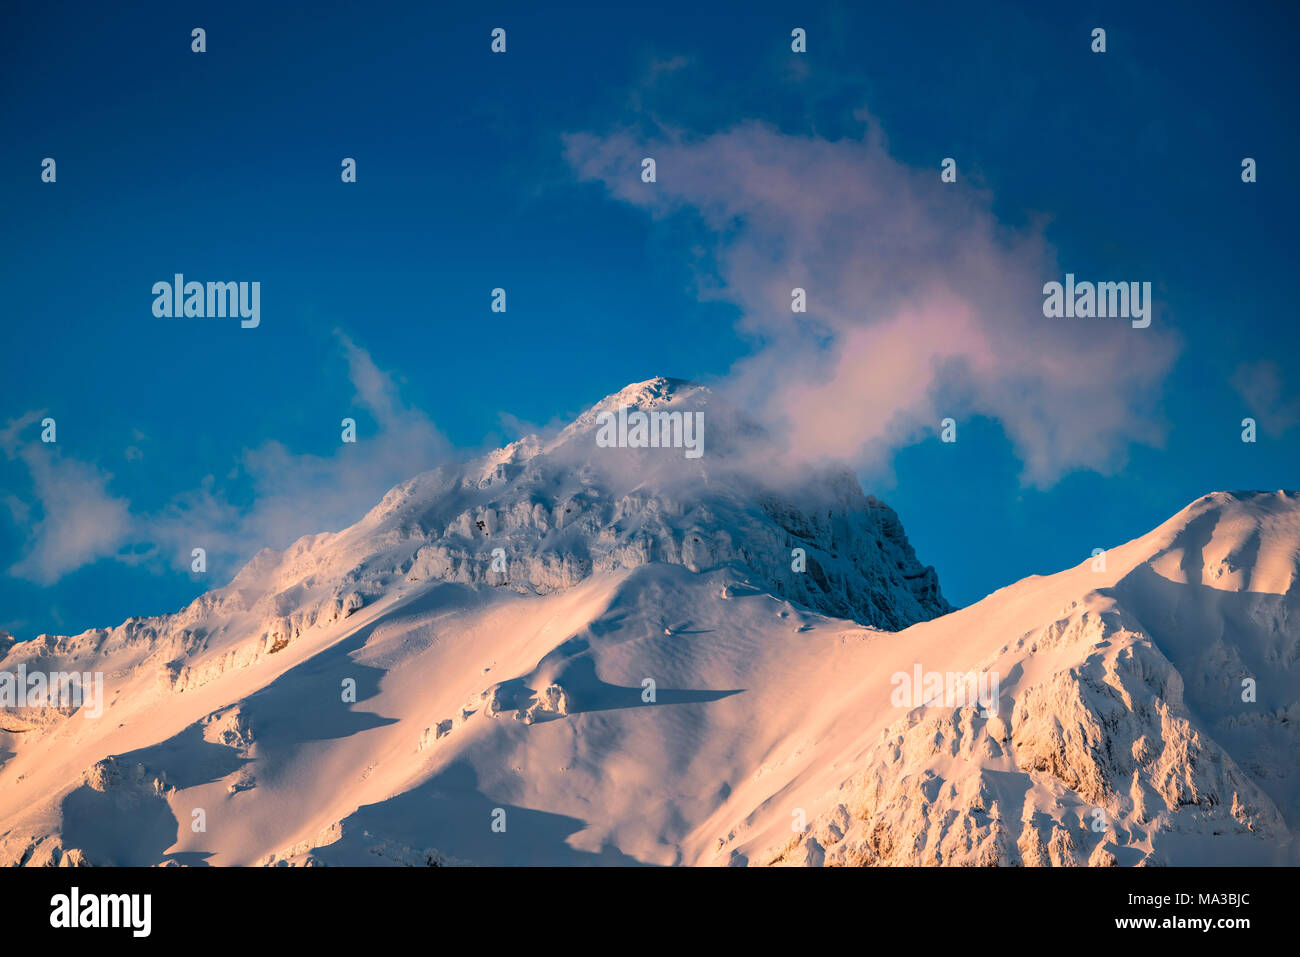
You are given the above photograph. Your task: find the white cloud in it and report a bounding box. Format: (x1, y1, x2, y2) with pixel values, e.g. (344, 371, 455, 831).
(564, 115, 1180, 485)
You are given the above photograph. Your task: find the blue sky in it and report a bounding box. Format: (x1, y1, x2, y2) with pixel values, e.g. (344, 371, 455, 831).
(2, 0, 1297, 638)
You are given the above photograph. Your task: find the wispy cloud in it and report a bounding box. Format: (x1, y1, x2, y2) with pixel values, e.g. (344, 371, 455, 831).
(1232, 359, 1300, 437)
(3, 333, 450, 586)
(1, 412, 133, 584)
(564, 114, 1180, 485)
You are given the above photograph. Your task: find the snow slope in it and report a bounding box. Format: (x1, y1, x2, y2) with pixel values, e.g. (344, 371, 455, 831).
(0, 379, 1295, 866)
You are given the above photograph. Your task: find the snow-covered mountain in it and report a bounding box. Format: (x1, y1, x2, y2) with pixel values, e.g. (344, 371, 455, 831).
(0, 379, 1296, 866)
(766, 488, 1300, 867)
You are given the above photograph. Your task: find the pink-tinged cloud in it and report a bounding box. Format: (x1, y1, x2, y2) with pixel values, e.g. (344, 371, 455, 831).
(3, 336, 451, 586)
(1232, 360, 1300, 436)
(1, 413, 133, 585)
(564, 117, 1180, 485)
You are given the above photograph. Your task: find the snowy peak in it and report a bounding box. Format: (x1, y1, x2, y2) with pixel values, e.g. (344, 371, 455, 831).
(546, 375, 762, 462)
(1137, 490, 1300, 595)
(0, 378, 952, 700)
(264, 376, 950, 631)
(561, 376, 710, 429)
(759, 488, 1300, 867)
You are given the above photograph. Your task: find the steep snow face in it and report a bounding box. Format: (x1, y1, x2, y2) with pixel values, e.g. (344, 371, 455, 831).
(0, 381, 1294, 867)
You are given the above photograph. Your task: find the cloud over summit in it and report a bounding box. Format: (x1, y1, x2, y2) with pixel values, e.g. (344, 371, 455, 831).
(564, 116, 1179, 485)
